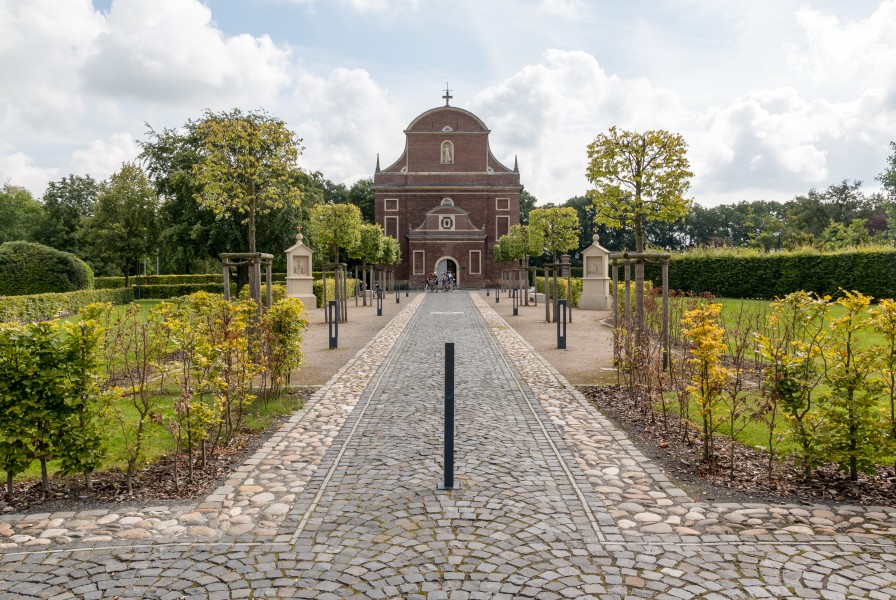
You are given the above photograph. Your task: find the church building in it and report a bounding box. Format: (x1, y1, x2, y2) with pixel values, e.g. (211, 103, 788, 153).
(373, 91, 522, 287)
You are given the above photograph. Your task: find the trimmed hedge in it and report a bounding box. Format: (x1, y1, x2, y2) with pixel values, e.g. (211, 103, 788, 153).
(132, 283, 233, 300)
(0, 288, 134, 323)
(535, 276, 582, 307)
(313, 278, 358, 308)
(643, 247, 896, 300)
(0, 241, 94, 296)
(95, 274, 219, 289)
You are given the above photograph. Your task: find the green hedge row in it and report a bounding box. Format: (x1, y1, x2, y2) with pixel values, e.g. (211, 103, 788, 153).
(0, 241, 94, 296)
(313, 278, 358, 308)
(132, 283, 234, 300)
(643, 248, 896, 300)
(535, 276, 582, 308)
(0, 288, 134, 323)
(96, 273, 289, 289)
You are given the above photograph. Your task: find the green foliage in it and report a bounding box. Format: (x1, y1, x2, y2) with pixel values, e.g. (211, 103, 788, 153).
(348, 177, 375, 223)
(134, 283, 231, 300)
(313, 278, 358, 308)
(496, 224, 530, 263)
(0, 288, 133, 324)
(818, 291, 886, 480)
(644, 246, 896, 299)
(586, 127, 693, 252)
(192, 109, 304, 254)
(95, 274, 221, 288)
(37, 175, 98, 254)
(534, 277, 582, 307)
(261, 297, 309, 397)
(350, 223, 387, 265)
(82, 162, 159, 280)
(0, 184, 43, 244)
(519, 189, 538, 225)
(307, 203, 362, 263)
(879, 141, 896, 200)
(527, 207, 581, 261)
(0, 241, 94, 296)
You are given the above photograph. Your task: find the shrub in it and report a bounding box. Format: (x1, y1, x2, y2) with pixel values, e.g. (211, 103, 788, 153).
(0, 241, 94, 296)
(95, 274, 220, 289)
(313, 278, 358, 308)
(0, 288, 134, 323)
(133, 283, 232, 300)
(535, 277, 582, 307)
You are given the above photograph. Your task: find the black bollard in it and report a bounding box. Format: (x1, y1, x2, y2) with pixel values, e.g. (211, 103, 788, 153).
(495, 285, 500, 303)
(557, 299, 567, 349)
(396, 286, 400, 304)
(512, 288, 518, 316)
(328, 300, 338, 349)
(377, 288, 383, 316)
(438, 342, 457, 490)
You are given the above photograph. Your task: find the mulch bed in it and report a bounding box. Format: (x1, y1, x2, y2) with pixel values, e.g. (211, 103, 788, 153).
(579, 385, 896, 507)
(0, 388, 315, 515)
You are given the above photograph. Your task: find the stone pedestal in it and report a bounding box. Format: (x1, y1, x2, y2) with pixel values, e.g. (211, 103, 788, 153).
(285, 233, 317, 309)
(579, 234, 612, 310)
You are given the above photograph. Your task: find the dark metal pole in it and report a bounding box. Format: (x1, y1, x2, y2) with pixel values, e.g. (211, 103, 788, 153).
(377, 286, 383, 316)
(557, 299, 567, 349)
(512, 287, 518, 316)
(328, 300, 338, 349)
(439, 342, 456, 490)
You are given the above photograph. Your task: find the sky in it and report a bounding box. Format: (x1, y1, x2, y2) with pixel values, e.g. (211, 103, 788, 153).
(1, 0, 894, 207)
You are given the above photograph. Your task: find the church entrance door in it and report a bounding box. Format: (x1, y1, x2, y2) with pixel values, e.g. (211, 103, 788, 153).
(436, 257, 458, 286)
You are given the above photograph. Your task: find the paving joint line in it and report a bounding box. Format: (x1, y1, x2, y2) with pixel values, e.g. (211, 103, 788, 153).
(470, 292, 608, 544)
(287, 292, 425, 545)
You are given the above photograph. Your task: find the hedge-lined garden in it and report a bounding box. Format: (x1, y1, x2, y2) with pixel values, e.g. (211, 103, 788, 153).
(0, 288, 134, 323)
(644, 246, 896, 299)
(0, 241, 94, 296)
(0, 293, 308, 495)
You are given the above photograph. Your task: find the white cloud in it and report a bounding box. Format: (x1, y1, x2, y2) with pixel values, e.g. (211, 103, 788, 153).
(283, 68, 405, 184)
(788, 1, 896, 91)
(472, 50, 689, 203)
(67, 133, 141, 182)
(81, 0, 292, 105)
(536, 0, 584, 17)
(0, 152, 58, 195)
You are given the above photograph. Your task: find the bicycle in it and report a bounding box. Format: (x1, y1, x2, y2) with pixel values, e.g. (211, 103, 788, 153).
(441, 280, 457, 292)
(417, 280, 437, 292)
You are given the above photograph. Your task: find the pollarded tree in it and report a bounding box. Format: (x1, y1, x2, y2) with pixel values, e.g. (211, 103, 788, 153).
(307, 204, 363, 264)
(527, 207, 580, 261)
(586, 127, 693, 334)
(193, 109, 304, 254)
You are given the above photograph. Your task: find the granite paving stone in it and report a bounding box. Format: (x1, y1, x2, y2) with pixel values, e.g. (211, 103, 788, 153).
(0, 292, 894, 598)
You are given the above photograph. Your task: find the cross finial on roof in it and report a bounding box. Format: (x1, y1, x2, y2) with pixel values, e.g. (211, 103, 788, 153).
(442, 82, 452, 106)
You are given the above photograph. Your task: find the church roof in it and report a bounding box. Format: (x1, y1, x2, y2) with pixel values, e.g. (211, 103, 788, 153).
(405, 106, 489, 133)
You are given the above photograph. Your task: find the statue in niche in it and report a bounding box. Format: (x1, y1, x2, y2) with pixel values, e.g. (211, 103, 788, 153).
(293, 257, 306, 275)
(441, 140, 454, 164)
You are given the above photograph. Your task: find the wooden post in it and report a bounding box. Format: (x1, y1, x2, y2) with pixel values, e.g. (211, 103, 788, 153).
(222, 265, 231, 301)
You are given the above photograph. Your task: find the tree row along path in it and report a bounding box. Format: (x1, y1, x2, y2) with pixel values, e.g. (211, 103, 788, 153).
(1, 292, 896, 599)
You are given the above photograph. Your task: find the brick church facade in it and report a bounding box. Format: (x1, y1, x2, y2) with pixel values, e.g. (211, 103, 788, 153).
(373, 99, 521, 288)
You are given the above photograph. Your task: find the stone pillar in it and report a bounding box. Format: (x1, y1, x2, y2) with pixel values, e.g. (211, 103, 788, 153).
(578, 234, 612, 310)
(285, 232, 317, 310)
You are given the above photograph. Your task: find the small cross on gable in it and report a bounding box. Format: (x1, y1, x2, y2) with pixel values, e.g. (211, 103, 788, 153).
(442, 83, 452, 106)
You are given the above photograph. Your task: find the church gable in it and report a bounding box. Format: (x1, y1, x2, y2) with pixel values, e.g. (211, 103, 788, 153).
(373, 94, 522, 286)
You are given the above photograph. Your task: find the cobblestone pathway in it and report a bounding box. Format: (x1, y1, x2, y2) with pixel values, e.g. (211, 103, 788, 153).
(1, 292, 895, 599)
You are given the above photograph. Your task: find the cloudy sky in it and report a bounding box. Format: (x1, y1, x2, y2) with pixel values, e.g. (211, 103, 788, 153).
(1, 0, 894, 207)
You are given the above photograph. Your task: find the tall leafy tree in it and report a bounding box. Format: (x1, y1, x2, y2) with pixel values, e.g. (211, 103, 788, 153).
(527, 207, 581, 261)
(585, 127, 694, 252)
(38, 175, 98, 254)
(0, 185, 43, 244)
(83, 163, 159, 283)
(348, 178, 375, 223)
(192, 109, 304, 254)
(877, 141, 896, 199)
(519, 189, 538, 225)
(307, 203, 362, 264)
(586, 127, 693, 334)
